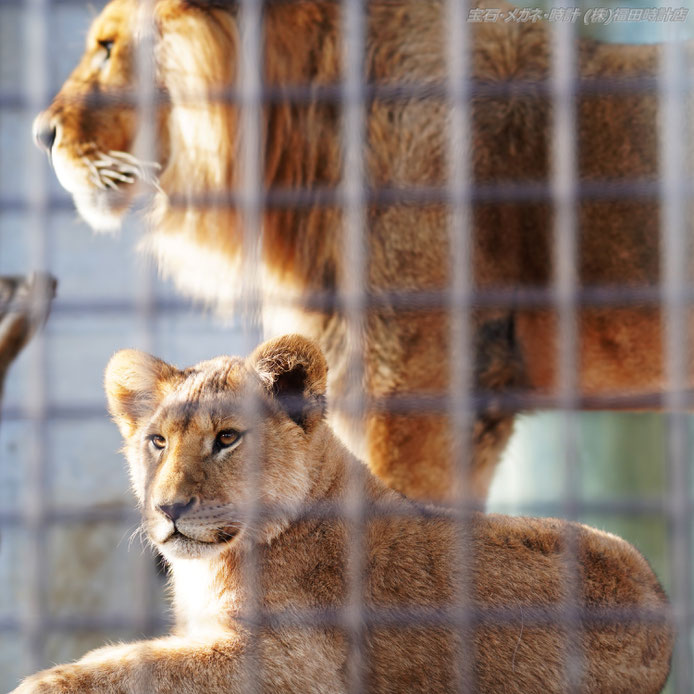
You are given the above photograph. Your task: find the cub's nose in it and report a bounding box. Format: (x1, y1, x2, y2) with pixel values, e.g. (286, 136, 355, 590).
(157, 498, 197, 522)
(32, 114, 57, 153)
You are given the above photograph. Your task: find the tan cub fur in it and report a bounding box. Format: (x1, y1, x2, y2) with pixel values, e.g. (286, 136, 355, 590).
(33, 0, 692, 502)
(13, 336, 672, 693)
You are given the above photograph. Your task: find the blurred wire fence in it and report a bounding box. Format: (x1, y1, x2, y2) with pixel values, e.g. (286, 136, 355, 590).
(0, 0, 692, 692)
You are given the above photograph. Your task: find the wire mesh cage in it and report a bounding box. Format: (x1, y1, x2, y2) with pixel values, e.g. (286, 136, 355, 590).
(0, 0, 691, 692)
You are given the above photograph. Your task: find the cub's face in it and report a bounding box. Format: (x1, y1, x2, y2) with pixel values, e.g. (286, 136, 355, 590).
(32, 0, 167, 231)
(105, 335, 328, 561)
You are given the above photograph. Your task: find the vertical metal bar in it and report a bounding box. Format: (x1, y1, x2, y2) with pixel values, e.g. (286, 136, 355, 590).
(659, 33, 693, 694)
(132, 0, 160, 648)
(445, 1, 473, 692)
(238, 0, 264, 342)
(550, 7, 582, 693)
(21, 0, 50, 676)
(133, 2, 157, 354)
(340, 0, 367, 691)
(238, 0, 263, 691)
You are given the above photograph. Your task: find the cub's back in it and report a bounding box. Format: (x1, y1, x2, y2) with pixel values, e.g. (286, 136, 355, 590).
(258, 502, 671, 693)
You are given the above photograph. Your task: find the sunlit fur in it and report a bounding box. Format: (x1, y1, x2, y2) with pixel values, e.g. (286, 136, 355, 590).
(34, 0, 689, 502)
(13, 335, 672, 693)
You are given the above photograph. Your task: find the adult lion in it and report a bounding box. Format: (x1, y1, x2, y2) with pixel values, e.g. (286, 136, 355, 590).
(34, 0, 685, 502)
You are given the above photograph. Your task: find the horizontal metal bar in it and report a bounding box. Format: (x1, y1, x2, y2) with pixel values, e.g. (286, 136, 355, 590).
(241, 603, 675, 631)
(0, 177, 674, 219)
(0, 602, 676, 636)
(52, 284, 694, 315)
(0, 0, 85, 6)
(0, 73, 677, 113)
(5, 284, 691, 322)
(0, 603, 680, 633)
(5, 382, 694, 427)
(0, 506, 138, 526)
(0, 614, 169, 634)
(0, 496, 674, 532)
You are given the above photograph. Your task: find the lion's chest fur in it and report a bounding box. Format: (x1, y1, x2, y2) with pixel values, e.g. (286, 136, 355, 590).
(141, 228, 244, 316)
(172, 557, 241, 637)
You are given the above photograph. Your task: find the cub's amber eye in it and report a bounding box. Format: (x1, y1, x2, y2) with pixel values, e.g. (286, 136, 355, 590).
(98, 39, 114, 61)
(149, 434, 166, 450)
(215, 430, 241, 450)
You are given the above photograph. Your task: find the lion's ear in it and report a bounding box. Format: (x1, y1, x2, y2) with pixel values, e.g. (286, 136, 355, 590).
(248, 334, 328, 431)
(104, 350, 179, 439)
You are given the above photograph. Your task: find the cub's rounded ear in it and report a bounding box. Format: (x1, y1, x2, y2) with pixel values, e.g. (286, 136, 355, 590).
(104, 350, 179, 439)
(248, 334, 327, 431)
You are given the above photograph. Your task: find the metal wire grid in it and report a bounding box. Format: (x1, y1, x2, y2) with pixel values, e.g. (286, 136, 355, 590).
(22, 0, 51, 678)
(0, 0, 691, 692)
(660, 31, 693, 693)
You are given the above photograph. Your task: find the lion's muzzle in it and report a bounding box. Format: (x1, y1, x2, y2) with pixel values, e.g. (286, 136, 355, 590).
(33, 114, 57, 155)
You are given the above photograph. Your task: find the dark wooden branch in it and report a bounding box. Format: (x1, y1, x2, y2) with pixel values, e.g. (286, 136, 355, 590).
(0, 273, 57, 405)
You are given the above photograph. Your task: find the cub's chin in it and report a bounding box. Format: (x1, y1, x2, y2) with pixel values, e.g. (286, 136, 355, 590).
(156, 529, 241, 561)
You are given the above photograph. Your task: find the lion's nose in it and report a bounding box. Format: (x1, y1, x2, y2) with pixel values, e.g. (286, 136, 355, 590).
(157, 498, 197, 522)
(33, 115, 57, 153)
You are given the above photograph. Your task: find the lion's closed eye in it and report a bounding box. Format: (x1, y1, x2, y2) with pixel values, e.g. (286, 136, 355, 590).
(96, 39, 114, 66)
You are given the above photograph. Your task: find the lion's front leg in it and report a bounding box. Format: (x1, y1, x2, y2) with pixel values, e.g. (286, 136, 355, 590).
(11, 636, 250, 694)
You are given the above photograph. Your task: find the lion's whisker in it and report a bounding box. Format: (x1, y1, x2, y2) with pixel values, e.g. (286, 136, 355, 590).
(92, 156, 139, 173)
(108, 149, 162, 170)
(82, 156, 99, 175)
(92, 156, 118, 168)
(91, 175, 108, 190)
(150, 179, 165, 194)
(83, 156, 109, 189)
(86, 150, 164, 191)
(106, 150, 141, 164)
(99, 153, 162, 191)
(110, 163, 142, 176)
(102, 176, 119, 191)
(101, 169, 136, 183)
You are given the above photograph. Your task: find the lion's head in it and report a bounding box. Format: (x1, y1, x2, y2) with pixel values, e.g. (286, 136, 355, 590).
(105, 334, 329, 561)
(33, 0, 240, 234)
(32, 0, 341, 308)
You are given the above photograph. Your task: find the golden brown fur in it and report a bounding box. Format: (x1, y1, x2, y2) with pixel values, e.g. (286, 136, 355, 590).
(13, 334, 672, 693)
(33, 0, 688, 502)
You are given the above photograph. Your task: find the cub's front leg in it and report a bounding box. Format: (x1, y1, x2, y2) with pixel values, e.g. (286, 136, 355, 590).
(11, 632, 347, 694)
(11, 636, 249, 694)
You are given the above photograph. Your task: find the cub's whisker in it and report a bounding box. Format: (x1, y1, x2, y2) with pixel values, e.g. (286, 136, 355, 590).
(126, 523, 148, 552)
(117, 521, 143, 550)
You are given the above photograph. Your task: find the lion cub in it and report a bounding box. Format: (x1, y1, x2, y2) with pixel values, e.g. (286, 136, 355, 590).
(13, 335, 671, 693)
